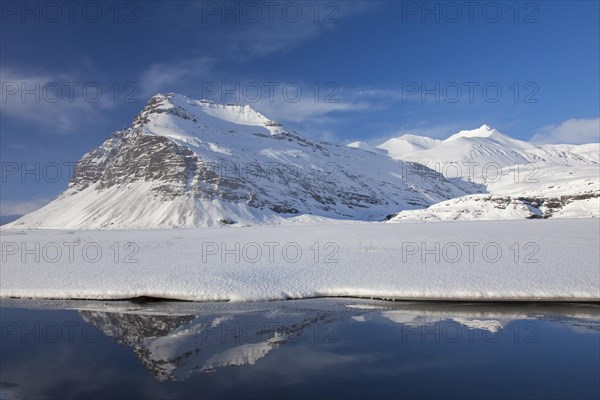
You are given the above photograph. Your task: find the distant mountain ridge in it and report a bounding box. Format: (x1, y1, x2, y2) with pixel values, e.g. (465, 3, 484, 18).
(370, 126, 599, 221)
(376, 124, 598, 172)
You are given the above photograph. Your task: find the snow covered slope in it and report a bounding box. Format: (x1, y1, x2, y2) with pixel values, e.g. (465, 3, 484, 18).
(346, 141, 387, 155)
(5, 93, 470, 229)
(377, 134, 440, 159)
(1, 219, 598, 301)
(541, 143, 600, 163)
(388, 193, 599, 222)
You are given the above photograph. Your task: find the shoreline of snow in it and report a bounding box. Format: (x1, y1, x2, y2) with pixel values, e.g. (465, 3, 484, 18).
(1, 219, 598, 302)
(2, 295, 598, 303)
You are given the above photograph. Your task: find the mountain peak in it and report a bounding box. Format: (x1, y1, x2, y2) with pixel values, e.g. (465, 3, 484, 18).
(157, 92, 264, 114)
(445, 124, 502, 141)
(131, 93, 281, 133)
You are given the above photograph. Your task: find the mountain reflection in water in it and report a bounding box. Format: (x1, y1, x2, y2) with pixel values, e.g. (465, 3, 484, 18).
(73, 300, 600, 381)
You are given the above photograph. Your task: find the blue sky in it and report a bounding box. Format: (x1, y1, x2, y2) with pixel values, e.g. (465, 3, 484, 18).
(1, 0, 599, 217)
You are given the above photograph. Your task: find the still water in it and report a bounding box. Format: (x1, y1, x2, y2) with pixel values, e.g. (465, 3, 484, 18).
(1, 299, 599, 399)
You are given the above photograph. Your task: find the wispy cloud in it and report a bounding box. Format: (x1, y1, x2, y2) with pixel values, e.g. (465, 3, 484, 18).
(134, 20, 324, 99)
(530, 118, 600, 144)
(255, 98, 372, 123)
(136, 2, 377, 100)
(0, 197, 52, 216)
(2, 3, 378, 134)
(138, 57, 216, 98)
(0, 66, 118, 133)
(155, 1, 376, 59)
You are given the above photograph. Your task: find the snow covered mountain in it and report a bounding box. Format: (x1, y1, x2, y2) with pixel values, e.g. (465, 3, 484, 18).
(5, 94, 597, 228)
(373, 125, 599, 221)
(6, 93, 470, 229)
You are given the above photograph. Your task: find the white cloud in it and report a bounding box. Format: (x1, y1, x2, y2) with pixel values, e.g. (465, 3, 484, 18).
(531, 118, 600, 144)
(255, 98, 372, 123)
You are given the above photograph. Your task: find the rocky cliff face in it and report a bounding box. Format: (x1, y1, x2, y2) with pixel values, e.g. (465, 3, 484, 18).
(8, 93, 473, 229)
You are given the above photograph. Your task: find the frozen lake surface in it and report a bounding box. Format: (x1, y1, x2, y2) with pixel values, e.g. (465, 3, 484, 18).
(2, 219, 599, 302)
